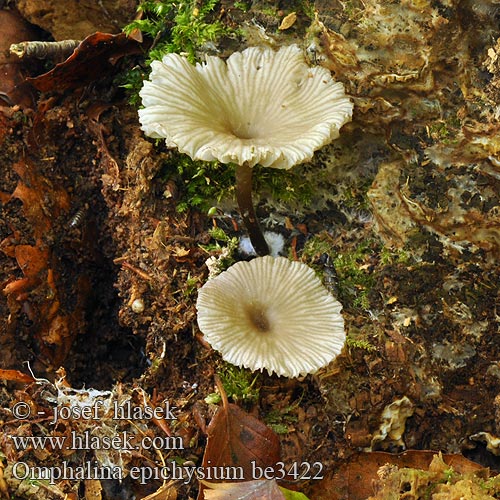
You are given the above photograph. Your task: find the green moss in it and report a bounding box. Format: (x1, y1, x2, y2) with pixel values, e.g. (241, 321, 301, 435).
(121, 0, 234, 102)
(183, 273, 200, 298)
(256, 5, 279, 17)
(156, 152, 314, 216)
(301, 235, 334, 259)
(156, 154, 236, 214)
(335, 243, 379, 309)
(303, 233, 379, 310)
(267, 422, 290, 434)
(300, 0, 316, 20)
(204, 392, 222, 404)
(428, 116, 461, 145)
(346, 335, 376, 352)
(480, 475, 500, 491)
(199, 227, 239, 273)
(253, 164, 314, 207)
(264, 406, 299, 435)
(126, 0, 230, 63)
(207, 226, 231, 243)
(301, 236, 417, 312)
(217, 363, 260, 404)
(370, 454, 500, 499)
(341, 182, 372, 211)
(342, 0, 365, 20)
(379, 246, 411, 266)
(233, 0, 250, 11)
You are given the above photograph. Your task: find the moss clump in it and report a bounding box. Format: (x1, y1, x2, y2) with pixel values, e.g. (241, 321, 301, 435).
(163, 155, 236, 214)
(155, 153, 314, 215)
(346, 335, 376, 352)
(121, 0, 234, 104)
(333, 242, 375, 310)
(214, 364, 260, 405)
(253, 164, 313, 207)
(427, 115, 461, 145)
(379, 246, 411, 266)
(125, 0, 231, 63)
(302, 235, 377, 310)
(302, 235, 416, 311)
(264, 406, 299, 435)
(199, 227, 239, 275)
(233, 1, 250, 12)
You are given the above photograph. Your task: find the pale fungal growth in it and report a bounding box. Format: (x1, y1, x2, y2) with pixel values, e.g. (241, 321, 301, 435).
(239, 231, 285, 257)
(139, 44, 352, 256)
(196, 256, 345, 378)
(130, 298, 145, 314)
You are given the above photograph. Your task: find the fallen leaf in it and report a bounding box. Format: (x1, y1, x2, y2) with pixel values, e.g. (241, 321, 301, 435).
(279, 12, 297, 30)
(2, 245, 49, 296)
(84, 479, 102, 500)
(11, 158, 70, 238)
(27, 32, 141, 92)
(306, 450, 484, 500)
(15, 244, 48, 278)
(203, 403, 281, 477)
(173, 246, 191, 259)
(2, 157, 84, 365)
(0, 369, 35, 383)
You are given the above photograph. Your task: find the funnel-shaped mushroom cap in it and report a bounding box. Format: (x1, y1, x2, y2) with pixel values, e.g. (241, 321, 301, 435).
(139, 45, 353, 169)
(196, 256, 345, 377)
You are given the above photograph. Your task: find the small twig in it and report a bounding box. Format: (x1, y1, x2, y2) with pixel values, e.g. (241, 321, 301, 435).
(10, 40, 80, 60)
(120, 261, 153, 281)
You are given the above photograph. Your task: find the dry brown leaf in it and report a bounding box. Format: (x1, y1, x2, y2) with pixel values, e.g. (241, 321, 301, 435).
(0, 369, 35, 383)
(11, 159, 70, 238)
(2, 244, 49, 296)
(27, 32, 141, 92)
(2, 157, 83, 365)
(15, 244, 49, 278)
(84, 479, 102, 500)
(203, 403, 281, 475)
(307, 450, 484, 500)
(202, 479, 285, 499)
(173, 246, 191, 259)
(0, 190, 11, 204)
(279, 12, 297, 30)
(197, 379, 281, 499)
(11, 183, 50, 236)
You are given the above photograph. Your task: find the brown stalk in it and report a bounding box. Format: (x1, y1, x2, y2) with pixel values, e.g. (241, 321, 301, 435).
(235, 162, 269, 256)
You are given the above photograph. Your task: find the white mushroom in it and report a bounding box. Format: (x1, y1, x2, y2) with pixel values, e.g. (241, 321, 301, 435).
(139, 44, 352, 169)
(196, 256, 345, 378)
(139, 44, 352, 256)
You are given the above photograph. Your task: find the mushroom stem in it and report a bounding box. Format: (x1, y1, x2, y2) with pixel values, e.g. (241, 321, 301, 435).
(235, 162, 269, 256)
